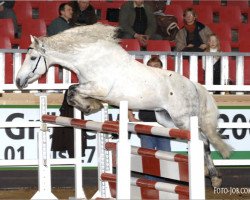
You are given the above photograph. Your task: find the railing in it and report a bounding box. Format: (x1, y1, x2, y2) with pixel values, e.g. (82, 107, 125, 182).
(1, 49, 250, 93)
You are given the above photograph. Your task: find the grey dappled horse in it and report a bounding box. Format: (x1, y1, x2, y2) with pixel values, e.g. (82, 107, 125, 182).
(15, 23, 232, 187)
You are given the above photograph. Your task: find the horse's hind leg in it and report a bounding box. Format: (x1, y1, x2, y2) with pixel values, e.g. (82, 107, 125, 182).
(204, 138, 222, 188)
(155, 109, 176, 128)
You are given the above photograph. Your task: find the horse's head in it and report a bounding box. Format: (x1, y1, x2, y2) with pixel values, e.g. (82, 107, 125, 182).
(16, 36, 48, 90)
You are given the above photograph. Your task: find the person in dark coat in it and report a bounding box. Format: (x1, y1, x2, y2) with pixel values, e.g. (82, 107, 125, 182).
(51, 90, 87, 158)
(47, 2, 74, 36)
(175, 7, 212, 52)
(71, 0, 97, 26)
(118, 0, 161, 48)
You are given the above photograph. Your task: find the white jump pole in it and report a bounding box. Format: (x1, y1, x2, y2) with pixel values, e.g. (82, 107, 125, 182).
(188, 116, 205, 199)
(116, 101, 131, 199)
(72, 108, 86, 199)
(31, 94, 58, 200)
(96, 104, 112, 198)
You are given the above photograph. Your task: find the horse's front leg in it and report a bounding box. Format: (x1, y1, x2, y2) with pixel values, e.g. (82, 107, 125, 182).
(67, 84, 104, 114)
(204, 138, 222, 188)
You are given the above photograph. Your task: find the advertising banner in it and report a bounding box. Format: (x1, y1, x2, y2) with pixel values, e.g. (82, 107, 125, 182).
(0, 106, 250, 167)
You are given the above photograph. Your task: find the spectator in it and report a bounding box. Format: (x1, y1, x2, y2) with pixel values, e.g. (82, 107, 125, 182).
(71, 0, 97, 26)
(47, 2, 73, 83)
(47, 2, 73, 36)
(119, 0, 162, 48)
(52, 90, 87, 158)
(202, 34, 221, 90)
(129, 57, 171, 152)
(175, 7, 212, 52)
(2, 1, 15, 9)
(0, 1, 18, 37)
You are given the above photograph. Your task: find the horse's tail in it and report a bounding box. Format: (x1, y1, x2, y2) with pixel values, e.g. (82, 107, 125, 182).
(195, 83, 233, 158)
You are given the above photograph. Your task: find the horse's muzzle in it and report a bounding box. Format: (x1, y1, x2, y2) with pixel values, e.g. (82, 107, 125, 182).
(15, 78, 27, 90)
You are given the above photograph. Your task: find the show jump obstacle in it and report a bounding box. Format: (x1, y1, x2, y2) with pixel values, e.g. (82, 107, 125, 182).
(42, 101, 205, 199)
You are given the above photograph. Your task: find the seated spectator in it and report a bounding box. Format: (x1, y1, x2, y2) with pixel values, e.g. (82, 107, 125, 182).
(175, 7, 212, 52)
(129, 56, 171, 152)
(0, 1, 18, 37)
(47, 2, 74, 36)
(71, 0, 97, 26)
(202, 34, 221, 90)
(119, 0, 162, 48)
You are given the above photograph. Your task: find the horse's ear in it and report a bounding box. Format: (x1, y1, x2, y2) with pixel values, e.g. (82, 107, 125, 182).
(32, 36, 40, 46)
(31, 36, 44, 51)
(30, 35, 35, 43)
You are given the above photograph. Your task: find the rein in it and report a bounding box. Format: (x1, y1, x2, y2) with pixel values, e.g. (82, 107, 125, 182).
(27, 47, 48, 76)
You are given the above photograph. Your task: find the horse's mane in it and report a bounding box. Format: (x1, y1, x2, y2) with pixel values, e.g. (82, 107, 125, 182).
(41, 23, 119, 53)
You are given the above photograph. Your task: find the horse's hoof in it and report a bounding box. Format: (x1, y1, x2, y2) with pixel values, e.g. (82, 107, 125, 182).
(69, 84, 79, 91)
(211, 176, 222, 188)
(68, 84, 79, 95)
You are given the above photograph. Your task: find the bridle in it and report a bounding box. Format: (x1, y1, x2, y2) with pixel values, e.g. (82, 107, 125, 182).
(27, 47, 48, 77)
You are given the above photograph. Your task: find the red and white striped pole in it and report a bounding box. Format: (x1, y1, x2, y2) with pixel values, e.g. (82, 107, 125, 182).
(41, 116, 190, 140)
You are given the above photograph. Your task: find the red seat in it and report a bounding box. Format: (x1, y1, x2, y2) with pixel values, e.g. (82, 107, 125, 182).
(21, 19, 47, 38)
(218, 6, 242, 29)
(0, 36, 13, 84)
(209, 23, 231, 43)
(19, 19, 46, 51)
(89, 0, 101, 7)
(0, 19, 15, 42)
(19, 36, 32, 49)
(0, 19, 14, 38)
(39, 1, 61, 25)
(220, 40, 231, 52)
(13, 1, 33, 26)
(230, 24, 250, 49)
(27, 0, 41, 9)
(120, 39, 140, 51)
(198, 0, 221, 11)
(170, 0, 193, 10)
(147, 40, 171, 52)
(193, 5, 213, 24)
(164, 5, 184, 27)
(227, 0, 249, 13)
(0, 36, 11, 48)
(239, 24, 250, 42)
(239, 40, 250, 52)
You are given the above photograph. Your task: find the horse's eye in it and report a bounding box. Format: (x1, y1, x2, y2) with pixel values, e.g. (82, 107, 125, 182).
(30, 56, 37, 61)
